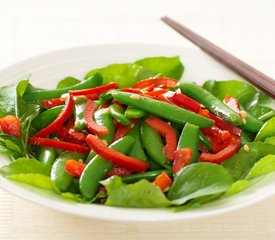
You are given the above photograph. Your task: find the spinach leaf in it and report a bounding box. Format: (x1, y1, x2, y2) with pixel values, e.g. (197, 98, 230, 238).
(101, 176, 171, 208)
(0, 85, 16, 117)
(222, 142, 275, 180)
(0, 158, 51, 177)
(255, 117, 275, 142)
(56, 76, 80, 89)
(168, 163, 233, 205)
(246, 155, 275, 179)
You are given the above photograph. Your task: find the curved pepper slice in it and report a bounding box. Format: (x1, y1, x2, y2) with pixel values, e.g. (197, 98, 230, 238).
(0, 115, 21, 138)
(169, 92, 201, 113)
(113, 125, 133, 142)
(145, 116, 177, 160)
(200, 135, 240, 164)
(41, 98, 64, 109)
(133, 77, 178, 89)
(70, 82, 118, 96)
(86, 134, 149, 172)
(34, 94, 74, 137)
(65, 160, 86, 178)
(84, 99, 109, 135)
(173, 148, 193, 174)
(54, 125, 87, 144)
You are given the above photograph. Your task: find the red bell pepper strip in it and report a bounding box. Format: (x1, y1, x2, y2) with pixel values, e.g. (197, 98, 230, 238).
(224, 95, 240, 113)
(172, 148, 193, 174)
(28, 137, 90, 154)
(121, 87, 141, 94)
(145, 116, 177, 160)
(133, 77, 178, 89)
(107, 166, 132, 178)
(41, 98, 64, 109)
(145, 89, 169, 96)
(86, 134, 148, 172)
(169, 92, 202, 113)
(34, 94, 74, 137)
(200, 135, 240, 164)
(70, 82, 118, 96)
(113, 125, 133, 141)
(84, 99, 109, 135)
(153, 171, 172, 191)
(0, 115, 21, 138)
(54, 125, 86, 144)
(65, 160, 86, 178)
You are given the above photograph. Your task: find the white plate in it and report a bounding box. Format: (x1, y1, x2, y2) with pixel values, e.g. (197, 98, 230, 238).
(0, 43, 275, 222)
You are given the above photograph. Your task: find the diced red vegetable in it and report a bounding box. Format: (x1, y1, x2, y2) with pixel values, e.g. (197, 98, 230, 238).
(41, 98, 64, 109)
(54, 125, 86, 144)
(28, 137, 90, 153)
(86, 134, 148, 172)
(200, 135, 240, 164)
(224, 95, 240, 113)
(153, 171, 172, 191)
(0, 115, 21, 138)
(169, 92, 201, 113)
(34, 94, 74, 137)
(113, 125, 133, 141)
(145, 116, 177, 160)
(133, 77, 178, 89)
(84, 99, 109, 135)
(172, 148, 192, 174)
(65, 160, 86, 178)
(70, 82, 118, 96)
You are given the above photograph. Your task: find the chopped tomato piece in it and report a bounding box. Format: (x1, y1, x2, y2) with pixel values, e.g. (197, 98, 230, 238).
(0, 115, 21, 138)
(153, 171, 172, 191)
(65, 160, 86, 178)
(172, 148, 192, 174)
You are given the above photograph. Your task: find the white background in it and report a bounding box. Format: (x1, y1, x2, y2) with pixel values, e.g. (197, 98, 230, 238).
(1, 0, 275, 239)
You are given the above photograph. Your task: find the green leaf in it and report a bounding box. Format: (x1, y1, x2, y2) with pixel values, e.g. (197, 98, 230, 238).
(0, 158, 51, 177)
(0, 85, 16, 117)
(265, 137, 275, 145)
(135, 56, 184, 80)
(101, 176, 171, 208)
(224, 180, 251, 196)
(249, 105, 275, 120)
(7, 173, 55, 190)
(255, 117, 275, 142)
(222, 142, 275, 180)
(101, 176, 124, 194)
(246, 155, 275, 179)
(167, 163, 233, 205)
(56, 76, 81, 89)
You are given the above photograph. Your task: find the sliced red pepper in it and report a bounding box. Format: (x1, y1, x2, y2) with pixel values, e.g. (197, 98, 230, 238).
(133, 77, 178, 89)
(85, 94, 99, 100)
(113, 125, 133, 141)
(107, 166, 132, 178)
(145, 89, 169, 96)
(84, 99, 109, 135)
(28, 137, 90, 154)
(200, 135, 240, 164)
(153, 171, 172, 191)
(0, 115, 21, 138)
(86, 134, 148, 172)
(121, 87, 141, 94)
(169, 92, 202, 113)
(145, 116, 177, 160)
(65, 160, 86, 178)
(173, 148, 193, 174)
(54, 125, 86, 144)
(154, 93, 174, 104)
(41, 98, 64, 109)
(99, 102, 112, 109)
(34, 94, 74, 137)
(224, 95, 240, 113)
(70, 82, 118, 96)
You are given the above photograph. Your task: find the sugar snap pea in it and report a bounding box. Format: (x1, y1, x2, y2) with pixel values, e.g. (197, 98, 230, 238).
(36, 146, 56, 166)
(125, 106, 146, 119)
(199, 131, 211, 150)
(109, 104, 131, 126)
(73, 96, 87, 130)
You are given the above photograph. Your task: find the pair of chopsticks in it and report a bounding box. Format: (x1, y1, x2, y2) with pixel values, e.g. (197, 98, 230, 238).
(161, 17, 275, 98)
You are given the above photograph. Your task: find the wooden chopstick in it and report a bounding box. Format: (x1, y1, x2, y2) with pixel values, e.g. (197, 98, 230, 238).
(161, 16, 275, 98)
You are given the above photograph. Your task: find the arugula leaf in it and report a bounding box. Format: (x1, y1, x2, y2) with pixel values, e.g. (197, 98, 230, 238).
(56, 76, 81, 89)
(222, 142, 275, 180)
(167, 163, 233, 205)
(0, 85, 16, 117)
(224, 180, 251, 196)
(101, 176, 171, 208)
(255, 117, 275, 142)
(246, 155, 275, 179)
(0, 158, 51, 177)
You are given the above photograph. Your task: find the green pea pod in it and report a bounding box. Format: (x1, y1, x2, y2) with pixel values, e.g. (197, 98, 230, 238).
(69, 178, 80, 194)
(122, 169, 172, 184)
(73, 96, 87, 130)
(112, 91, 214, 128)
(177, 82, 242, 126)
(99, 89, 116, 102)
(140, 119, 170, 168)
(240, 131, 254, 146)
(109, 104, 131, 126)
(127, 123, 147, 161)
(240, 112, 263, 133)
(177, 123, 199, 163)
(31, 106, 63, 131)
(36, 147, 56, 166)
(125, 106, 146, 119)
(79, 136, 135, 200)
(23, 73, 103, 102)
(199, 131, 211, 150)
(148, 157, 165, 171)
(94, 108, 115, 144)
(51, 151, 85, 192)
(85, 150, 97, 164)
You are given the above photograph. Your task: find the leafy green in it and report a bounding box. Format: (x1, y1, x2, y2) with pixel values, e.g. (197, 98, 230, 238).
(167, 163, 233, 205)
(265, 137, 275, 145)
(101, 176, 171, 208)
(56, 76, 80, 89)
(255, 117, 275, 142)
(250, 105, 275, 120)
(224, 180, 251, 196)
(222, 142, 275, 180)
(0, 85, 16, 117)
(0, 158, 51, 177)
(85, 56, 184, 87)
(246, 155, 275, 179)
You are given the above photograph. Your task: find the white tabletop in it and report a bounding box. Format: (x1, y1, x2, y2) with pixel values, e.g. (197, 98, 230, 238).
(1, 0, 275, 239)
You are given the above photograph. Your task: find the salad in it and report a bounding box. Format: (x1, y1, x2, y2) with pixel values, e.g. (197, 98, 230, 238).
(0, 55, 275, 210)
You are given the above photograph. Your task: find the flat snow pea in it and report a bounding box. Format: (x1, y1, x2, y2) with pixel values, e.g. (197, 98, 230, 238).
(79, 136, 135, 200)
(73, 96, 87, 131)
(112, 91, 214, 128)
(109, 104, 131, 126)
(177, 123, 199, 163)
(255, 117, 275, 142)
(51, 151, 85, 192)
(23, 73, 103, 102)
(36, 146, 56, 166)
